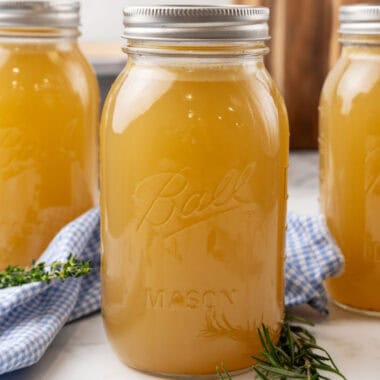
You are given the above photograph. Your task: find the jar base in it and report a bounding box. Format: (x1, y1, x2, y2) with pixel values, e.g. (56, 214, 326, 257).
(333, 300, 380, 318)
(135, 366, 252, 379)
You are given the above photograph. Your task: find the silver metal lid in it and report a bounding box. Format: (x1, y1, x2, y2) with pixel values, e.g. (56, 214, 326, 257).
(340, 4, 380, 35)
(123, 5, 270, 41)
(0, 1, 80, 29)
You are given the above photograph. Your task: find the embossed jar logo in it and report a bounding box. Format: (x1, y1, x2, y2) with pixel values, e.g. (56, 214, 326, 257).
(133, 163, 256, 236)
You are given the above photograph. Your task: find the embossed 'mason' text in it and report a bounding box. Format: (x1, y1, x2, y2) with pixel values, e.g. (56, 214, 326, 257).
(145, 288, 238, 310)
(134, 163, 256, 231)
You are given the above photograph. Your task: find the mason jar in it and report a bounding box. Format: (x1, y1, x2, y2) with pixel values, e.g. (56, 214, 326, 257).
(320, 4, 380, 315)
(0, 1, 99, 269)
(101, 5, 289, 376)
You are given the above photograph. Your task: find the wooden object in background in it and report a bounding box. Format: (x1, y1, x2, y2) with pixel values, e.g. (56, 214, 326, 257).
(238, 0, 332, 149)
(237, 0, 379, 149)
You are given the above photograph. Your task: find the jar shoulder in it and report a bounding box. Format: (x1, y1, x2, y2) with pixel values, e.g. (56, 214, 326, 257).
(321, 50, 380, 110)
(102, 62, 288, 137)
(0, 43, 98, 99)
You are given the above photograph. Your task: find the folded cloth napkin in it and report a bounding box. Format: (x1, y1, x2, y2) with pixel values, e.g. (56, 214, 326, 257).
(0, 208, 343, 375)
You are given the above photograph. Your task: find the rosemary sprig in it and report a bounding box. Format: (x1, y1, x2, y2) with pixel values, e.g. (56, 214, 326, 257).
(217, 314, 347, 380)
(0, 254, 92, 289)
(217, 363, 232, 380)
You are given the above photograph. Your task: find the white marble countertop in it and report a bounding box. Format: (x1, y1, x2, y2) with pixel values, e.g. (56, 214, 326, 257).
(3, 152, 380, 380)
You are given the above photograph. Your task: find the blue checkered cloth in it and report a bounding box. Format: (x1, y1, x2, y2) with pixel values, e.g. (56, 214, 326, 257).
(0, 208, 343, 375)
(285, 213, 343, 312)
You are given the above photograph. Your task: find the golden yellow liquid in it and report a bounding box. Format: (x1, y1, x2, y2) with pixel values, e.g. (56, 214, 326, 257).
(0, 40, 99, 269)
(320, 44, 380, 312)
(101, 56, 288, 375)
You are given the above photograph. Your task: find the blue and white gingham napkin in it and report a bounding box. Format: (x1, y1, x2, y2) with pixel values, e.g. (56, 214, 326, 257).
(0, 208, 343, 375)
(285, 212, 343, 312)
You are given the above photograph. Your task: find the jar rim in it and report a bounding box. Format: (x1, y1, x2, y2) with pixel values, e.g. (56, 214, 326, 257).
(0, 1, 80, 31)
(123, 5, 270, 42)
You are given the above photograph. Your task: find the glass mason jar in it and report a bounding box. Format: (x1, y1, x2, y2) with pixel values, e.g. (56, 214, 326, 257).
(101, 5, 288, 376)
(320, 5, 380, 315)
(0, 1, 99, 269)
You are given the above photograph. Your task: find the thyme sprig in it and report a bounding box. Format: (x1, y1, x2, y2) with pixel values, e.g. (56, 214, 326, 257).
(217, 314, 347, 380)
(0, 254, 92, 289)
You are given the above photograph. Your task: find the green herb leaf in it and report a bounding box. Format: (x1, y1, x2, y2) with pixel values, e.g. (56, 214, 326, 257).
(218, 314, 347, 380)
(216, 363, 232, 380)
(0, 254, 92, 289)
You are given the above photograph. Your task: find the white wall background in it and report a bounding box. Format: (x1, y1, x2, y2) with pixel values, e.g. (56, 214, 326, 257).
(81, 0, 232, 42)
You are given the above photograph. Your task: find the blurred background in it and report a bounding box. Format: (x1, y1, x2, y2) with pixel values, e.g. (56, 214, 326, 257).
(81, 0, 378, 149)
